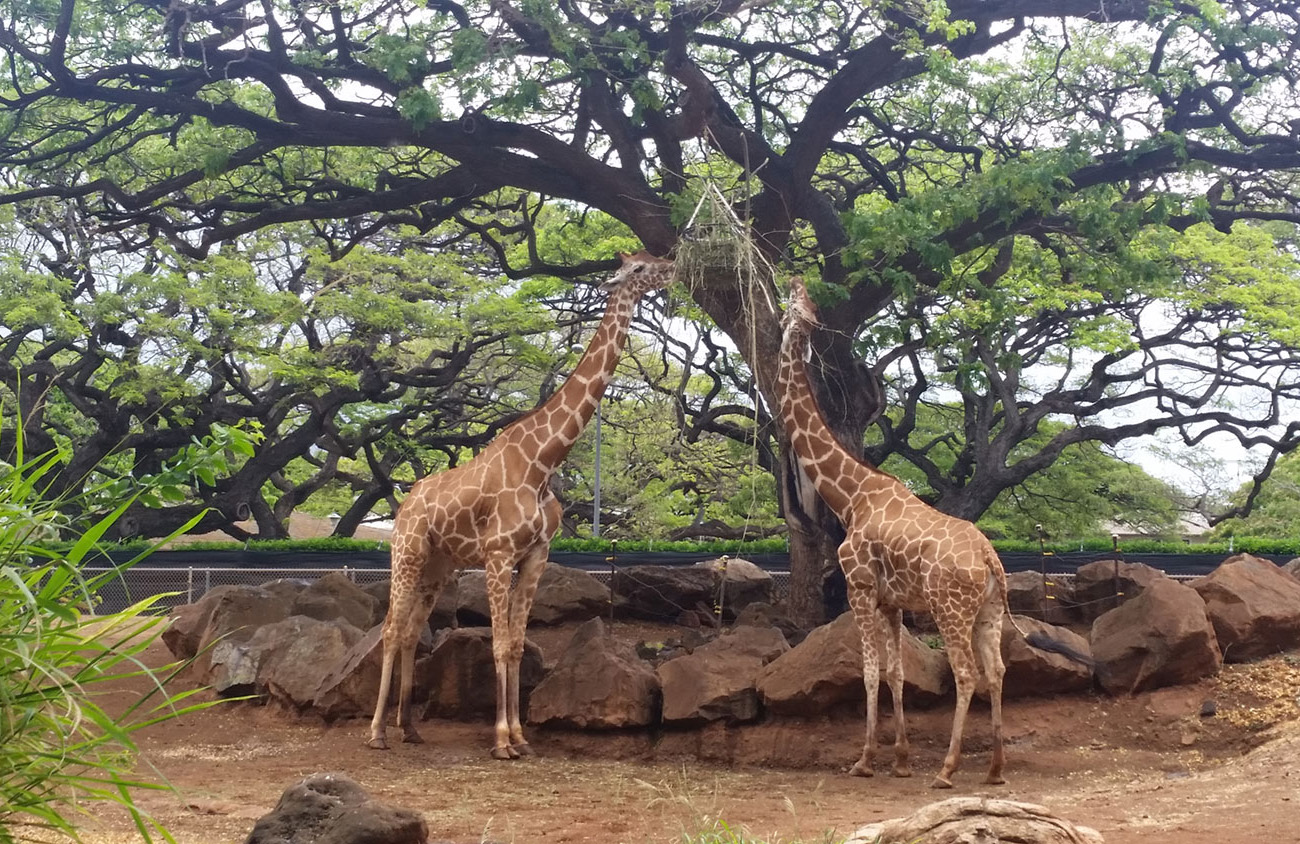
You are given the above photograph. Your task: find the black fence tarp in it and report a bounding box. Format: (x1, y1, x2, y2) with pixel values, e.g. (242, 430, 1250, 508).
(93, 548, 1290, 576)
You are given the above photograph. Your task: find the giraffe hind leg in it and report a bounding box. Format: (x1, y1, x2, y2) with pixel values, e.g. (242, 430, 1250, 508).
(367, 626, 397, 750)
(974, 598, 1008, 784)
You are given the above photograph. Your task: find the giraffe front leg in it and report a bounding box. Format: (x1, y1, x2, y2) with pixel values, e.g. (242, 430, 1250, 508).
(504, 545, 548, 756)
(484, 555, 519, 760)
(844, 571, 881, 778)
(369, 581, 424, 749)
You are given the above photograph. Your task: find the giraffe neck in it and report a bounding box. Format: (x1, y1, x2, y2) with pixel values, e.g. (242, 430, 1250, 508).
(777, 321, 880, 522)
(514, 286, 638, 472)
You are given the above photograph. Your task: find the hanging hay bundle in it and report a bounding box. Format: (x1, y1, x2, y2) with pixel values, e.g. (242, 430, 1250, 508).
(676, 181, 770, 294)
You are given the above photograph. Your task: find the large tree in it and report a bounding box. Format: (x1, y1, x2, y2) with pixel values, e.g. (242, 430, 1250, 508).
(3, 0, 1300, 620)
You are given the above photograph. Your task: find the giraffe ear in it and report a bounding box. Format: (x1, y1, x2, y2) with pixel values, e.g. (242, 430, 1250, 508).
(617, 251, 631, 263)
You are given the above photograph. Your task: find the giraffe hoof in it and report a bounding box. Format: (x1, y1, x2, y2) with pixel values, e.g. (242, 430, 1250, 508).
(366, 737, 389, 751)
(847, 762, 874, 778)
(490, 745, 520, 761)
(401, 731, 425, 745)
(929, 775, 954, 789)
(511, 742, 535, 757)
(985, 774, 1006, 785)
(892, 766, 913, 778)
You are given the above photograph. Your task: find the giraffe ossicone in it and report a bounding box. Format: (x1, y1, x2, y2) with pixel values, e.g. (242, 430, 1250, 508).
(778, 274, 1039, 788)
(367, 251, 675, 758)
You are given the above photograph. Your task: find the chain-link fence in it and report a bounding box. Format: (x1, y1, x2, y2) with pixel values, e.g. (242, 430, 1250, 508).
(85, 563, 1204, 617)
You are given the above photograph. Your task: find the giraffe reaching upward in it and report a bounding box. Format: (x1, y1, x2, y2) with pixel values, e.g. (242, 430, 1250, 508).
(778, 275, 1018, 788)
(367, 251, 675, 758)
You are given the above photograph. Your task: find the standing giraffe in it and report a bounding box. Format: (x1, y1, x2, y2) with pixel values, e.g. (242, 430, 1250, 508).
(778, 274, 1022, 788)
(367, 251, 674, 758)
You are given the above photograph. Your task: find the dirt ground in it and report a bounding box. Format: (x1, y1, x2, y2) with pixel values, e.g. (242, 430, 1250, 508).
(86, 621, 1300, 844)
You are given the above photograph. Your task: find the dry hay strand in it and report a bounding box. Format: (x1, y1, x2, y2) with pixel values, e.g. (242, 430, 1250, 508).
(675, 181, 774, 301)
(1212, 654, 1300, 731)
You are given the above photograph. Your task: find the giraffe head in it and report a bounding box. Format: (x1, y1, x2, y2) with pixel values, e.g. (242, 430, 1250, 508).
(783, 276, 821, 334)
(601, 251, 675, 297)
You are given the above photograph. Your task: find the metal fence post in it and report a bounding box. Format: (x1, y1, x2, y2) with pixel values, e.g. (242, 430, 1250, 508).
(187, 567, 194, 604)
(1112, 534, 1123, 610)
(607, 539, 618, 628)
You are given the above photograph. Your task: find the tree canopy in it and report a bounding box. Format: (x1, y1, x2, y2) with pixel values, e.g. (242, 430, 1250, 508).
(4, 0, 1300, 618)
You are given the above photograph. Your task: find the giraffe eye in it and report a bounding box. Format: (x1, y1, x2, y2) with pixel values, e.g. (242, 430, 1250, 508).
(633, 265, 644, 273)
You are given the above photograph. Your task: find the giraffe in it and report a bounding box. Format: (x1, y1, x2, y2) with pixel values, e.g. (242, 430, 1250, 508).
(367, 251, 675, 758)
(777, 274, 1019, 789)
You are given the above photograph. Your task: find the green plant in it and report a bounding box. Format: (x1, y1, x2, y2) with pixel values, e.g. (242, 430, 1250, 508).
(0, 432, 217, 843)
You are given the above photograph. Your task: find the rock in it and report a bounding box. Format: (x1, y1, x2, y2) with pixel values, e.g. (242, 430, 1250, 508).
(162, 585, 294, 680)
(1090, 578, 1222, 694)
(698, 557, 774, 617)
(455, 571, 491, 626)
(261, 578, 309, 605)
(1191, 554, 1300, 662)
(365, 578, 458, 631)
(733, 601, 808, 646)
(527, 618, 661, 729)
(1284, 557, 1300, 582)
(291, 572, 378, 632)
(844, 797, 1104, 844)
(1006, 570, 1077, 626)
(530, 563, 611, 625)
(657, 625, 789, 724)
(612, 565, 719, 622)
(1001, 616, 1093, 697)
(1071, 560, 1171, 623)
(312, 623, 386, 720)
(207, 614, 363, 700)
(243, 772, 427, 844)
(456, 565, 609, 626)
(756, 612, 951, 716)
(311, 623, 441, 720)
(220, 616, 366, 709)
(418, 628, 544, 720)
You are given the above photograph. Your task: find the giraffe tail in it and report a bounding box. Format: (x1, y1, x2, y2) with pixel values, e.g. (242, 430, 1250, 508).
(991, 550, 1095, 670)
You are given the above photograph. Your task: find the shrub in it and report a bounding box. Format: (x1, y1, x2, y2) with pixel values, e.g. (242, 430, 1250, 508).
(0, 436, 214, 842)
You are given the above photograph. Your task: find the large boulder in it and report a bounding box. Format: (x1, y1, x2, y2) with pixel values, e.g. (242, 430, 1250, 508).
(1090, 578, 1222, 694)
(162, 585, 295, 680)
(262, 618, 367, 711)
(1001, 616, 1093, 697)
(1192, 554, 1300, 662)
(208, 615, 364, 703)
(455, 571, 491, 626)
(699, 558, 775, 617)
(733, 601, 808, 646)
(243, 772, 427, 844)
(418, 628, 544, 720)
(1071, 560, 1171, 623)
(260, 578, 309, 605)
(657, 625, 789, 724)
(844, 798, 1104, 844)
(756, 612, 951, 716)
(311, 623, 439, 720)
(527, 618, 661, 729)
(1006, 570, 1077, 626)
(529, 563, 611, 625)
(365, 577, 459, 631)
(612, 565, 719, 622)
(1284, 557, 1300, 582)
(291, 572, 378, 631)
